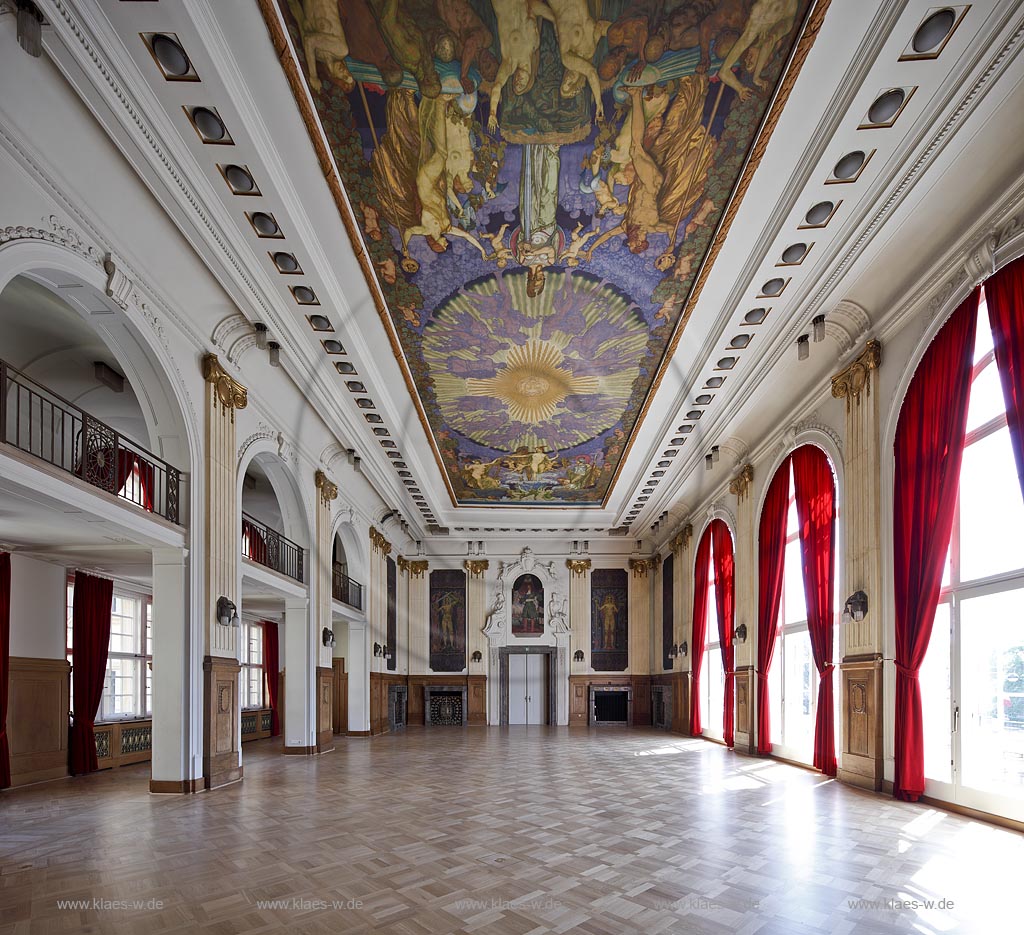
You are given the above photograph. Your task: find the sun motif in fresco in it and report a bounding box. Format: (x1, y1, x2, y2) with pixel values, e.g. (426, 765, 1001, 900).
(423, 269, 647, 453)
(272, 0, 818, 507)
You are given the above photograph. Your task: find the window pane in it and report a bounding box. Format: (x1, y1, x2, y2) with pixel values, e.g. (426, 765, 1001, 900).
(966, 359, 1005, 433)
(769, 632, 783, 746)
(705, 645, 724, 736)
(783, 628, 815, 760)
(960, 588, 1024, 797)
(101, 657, 137, 720)
(783, 539, 805, 626)
(922, 601, 952, 783)
(974, 296, 994, 362)
(959, 427, 1024, 582)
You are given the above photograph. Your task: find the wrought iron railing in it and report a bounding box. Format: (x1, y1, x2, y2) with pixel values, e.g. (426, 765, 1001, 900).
(1, 358, 182, 524)
(332, 562, 363, 610)
(242, 511, 304, 582)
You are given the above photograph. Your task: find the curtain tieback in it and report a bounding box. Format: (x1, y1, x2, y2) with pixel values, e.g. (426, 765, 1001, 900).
(821, 662, 834, 672)
(894, 662, 919, 678)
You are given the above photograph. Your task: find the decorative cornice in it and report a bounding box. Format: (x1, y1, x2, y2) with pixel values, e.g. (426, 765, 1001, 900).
(202, 353, 247, 414)
(831, 340, 881, 410)
(629, 558, 654, 578)
(464, 559, 490, 578)
(670, 523, 692, 554)
(315, 470, 338, 505)
(729, 464, 755, 502)
(408, 560, 429, 579)
(369, 526, 391, 556)
(565, 558, 592, 577)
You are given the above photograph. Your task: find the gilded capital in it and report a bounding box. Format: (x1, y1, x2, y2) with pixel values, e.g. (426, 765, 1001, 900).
(670, 523, 692, 554)
(464, 559, 490, 578)
(396, 556, 409, 573)
(314, 470, 338, 504)
(566, 558, 592, 577)
(729, 464, 754, 502)
(832, 339, 881, 410)
(409, 560, 429, 579)
(202, 353, 247, 413)
(369, 526, 391, 556)
(629, 558, 654, 578)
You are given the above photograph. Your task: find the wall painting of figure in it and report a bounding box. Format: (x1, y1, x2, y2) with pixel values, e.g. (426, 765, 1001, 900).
(591, 567, 628, 671)
(430, 568, 466, 672)
(511, 573, 544, 636)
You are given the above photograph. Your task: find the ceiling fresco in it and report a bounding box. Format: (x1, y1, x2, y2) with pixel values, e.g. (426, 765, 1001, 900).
(270, 0, 818, 507)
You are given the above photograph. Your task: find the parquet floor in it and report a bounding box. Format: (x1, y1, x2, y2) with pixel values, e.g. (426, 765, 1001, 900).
(2, 728, 1022, 934)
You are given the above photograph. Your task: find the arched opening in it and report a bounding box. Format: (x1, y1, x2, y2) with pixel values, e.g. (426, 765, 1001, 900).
(756, 444, 839, 773)
(240, 455, 306, 583)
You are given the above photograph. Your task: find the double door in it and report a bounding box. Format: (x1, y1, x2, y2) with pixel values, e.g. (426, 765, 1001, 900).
(508, 653, 547, 724)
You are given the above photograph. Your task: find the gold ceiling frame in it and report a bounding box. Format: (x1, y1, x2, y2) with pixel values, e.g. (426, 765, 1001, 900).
(257, 0, 832, 513)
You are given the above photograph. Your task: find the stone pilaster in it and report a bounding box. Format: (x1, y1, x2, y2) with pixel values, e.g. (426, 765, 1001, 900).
(731, 464, 756, 753)
(832, 339, 884, 790)
(406, 560, 429, 673)
(313, 471, 337, 752)
(671, 527, 692, 732)
(628, 559, 653, 675)
(200, 353, 246, 789)
(368, 527, 391, 676)
(464, 560, 489, 679)
(566, 559, 591, 674)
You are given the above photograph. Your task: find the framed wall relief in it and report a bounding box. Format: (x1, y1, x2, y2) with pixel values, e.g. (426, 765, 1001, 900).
(386, 555, 397, 671)
(591, 568, 628, 671)
(429, 569, 466, 672)
(511, 573, 544, 637)
(662, 553, 674, 670)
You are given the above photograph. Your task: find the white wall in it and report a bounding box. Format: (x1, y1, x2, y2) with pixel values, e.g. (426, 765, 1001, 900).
(8, 554, 66, 659)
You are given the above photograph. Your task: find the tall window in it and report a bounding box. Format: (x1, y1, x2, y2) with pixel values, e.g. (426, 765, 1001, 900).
(240, 620, 265, 710)
(702, 542, 725, 739)
(921, 290, 1024, 816)
(66, 580, 152, 720)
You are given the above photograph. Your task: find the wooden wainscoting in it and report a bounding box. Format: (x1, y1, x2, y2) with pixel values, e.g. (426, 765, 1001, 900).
(8, 657, 70, 786)
(734, 665, 754, 753)
(241, 708, 273, 743)
(407, 675, 470, 726)
(370, 673, 410, 734)
(674, 671, 689, 735)
(94, 719, 153, 770)
(568, 675, 632, 726)
(467, 675, 487, 725)
(332, 658, 348, 735)
(631, 675, 652, 726)
(203, 655, 242, 789)
(839, 653, 884, 791)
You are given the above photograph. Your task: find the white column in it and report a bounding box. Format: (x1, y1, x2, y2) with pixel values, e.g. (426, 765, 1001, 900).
(151, 546, 192, 789)
(347, 620, 370, 733)
(283, 596, 315, 750)
(567, 559, 591, 674)
(408, 563, 429, 673)
(628, 559, 653, 675)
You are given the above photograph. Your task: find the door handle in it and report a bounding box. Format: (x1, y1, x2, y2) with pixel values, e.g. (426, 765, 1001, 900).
(953, 705, 960, 732)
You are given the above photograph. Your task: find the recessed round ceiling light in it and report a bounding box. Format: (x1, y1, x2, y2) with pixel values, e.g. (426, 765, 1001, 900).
(670, 437, 686, 446)
(643, 488, 654, 494)
(657, 461, 671, 468)
(364, 413, 382, 423)
(394, 462, 407, 469)
(744, 308, 767, 325)
(355, 398, 374, 409)
(914, 8, 956, 53)
(373, 426, 388, 436)
(652, 470, 665, 477)
(685, 409, 702, 420)
(781, 243, 807, 264)
(251, 212, 279, 236)
(676, 425, 693, 434)
(346, 381, 366, 393)
(322, 339, 344, 353)
(637, 496, 649, 502)
(224, 164, 255, 193)
(729, 334, 751, 349)
(868, 88, 905, 124)
(663, 450, 677, 457)
(705, 376, 725, 388)
(718, 356, 737, 369)
(833, 150, 866, 180)
(336, 362, 357, 375)
(293, 286, 317, 304)
(273, 252, 300, 272)
(648, 480, 659, 486)
(152, 34, 190, 76)
(309, 314, 331, 330)
(191, 107, 226, 141)
(762, 277, 786, 296)
(381, 440, 397, 448)
(695, 394, 713, 405)
(805, 201, 834, 226)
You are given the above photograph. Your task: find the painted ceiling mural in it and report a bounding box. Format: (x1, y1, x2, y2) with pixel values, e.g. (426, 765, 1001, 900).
(272, 0, 817, 507)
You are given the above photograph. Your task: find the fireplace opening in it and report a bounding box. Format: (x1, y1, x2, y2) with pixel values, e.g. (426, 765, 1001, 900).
(593, 689, 629, 724)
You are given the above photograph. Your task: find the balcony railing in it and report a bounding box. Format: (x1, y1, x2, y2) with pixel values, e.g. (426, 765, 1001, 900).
(242, 511, 304, 582)
(1, 358, 182, 524)
(332, 562, 363, 610)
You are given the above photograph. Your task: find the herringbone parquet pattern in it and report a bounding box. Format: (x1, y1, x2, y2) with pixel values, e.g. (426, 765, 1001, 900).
(2, 728, 1022, 934)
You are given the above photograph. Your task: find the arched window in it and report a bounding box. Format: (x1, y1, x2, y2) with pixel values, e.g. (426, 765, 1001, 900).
(919, 288, 1024, 819)
(703, 552, 724, 740)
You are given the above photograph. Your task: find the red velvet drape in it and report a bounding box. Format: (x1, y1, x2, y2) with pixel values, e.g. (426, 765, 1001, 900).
(756, 458, 791, 755)
(116, 451, 154, 512)
(69, 571, 114, 775)
(985, 255, 1024, 500)
(0, 553, 11, 788)
(688, 528, 713, 735)
(262, 621, 281, 737)
(792, 445, 837, 776)
(893, 288, 979, 801)
(243, 519, 268, 564)
(711, 520, 735, 748)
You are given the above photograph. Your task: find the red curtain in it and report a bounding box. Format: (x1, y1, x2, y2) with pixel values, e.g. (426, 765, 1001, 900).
(792, 445, 837, 776)
(243, 519, 268, 564)
(711, 520, 735, 748)
(0, 553, 11, 788)
(756, 458, 791, 755)
(985, 254, 1024, 500)
(688, 527, 712, 735)
(69, 571, 114, 775)
(116, 451, 154, 512)
(263, 621, 281, 737)
(893, 288, 979, 800)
